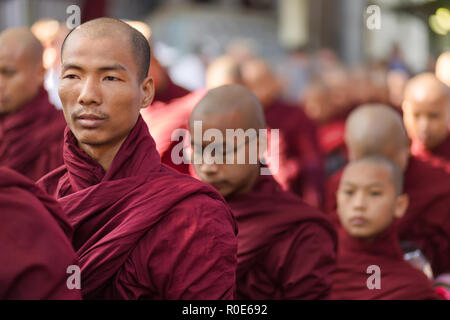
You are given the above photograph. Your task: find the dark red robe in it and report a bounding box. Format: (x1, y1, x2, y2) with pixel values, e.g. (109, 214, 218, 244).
(331, 224, 440, 300)
(0, 166, 80, 299)
(264, 100, 325, 208)
(325, 156, 450, 276)
(0, 87, 65, 181)
(225, 173, 337, 299)
(153, 77, 190, 104)
(411, 134, 450, 172)
(37, 116, 238, 299)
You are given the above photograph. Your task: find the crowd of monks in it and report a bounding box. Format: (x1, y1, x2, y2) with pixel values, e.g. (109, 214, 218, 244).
(0, 17, 449, 300)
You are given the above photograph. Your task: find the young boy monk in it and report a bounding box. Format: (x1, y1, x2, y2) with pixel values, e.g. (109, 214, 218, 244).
(189, 84, 337, 299)
(331, 156, 440, 300)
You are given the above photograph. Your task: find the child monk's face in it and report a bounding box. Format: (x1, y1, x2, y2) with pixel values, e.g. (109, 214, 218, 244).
(337, 160, 408, 241)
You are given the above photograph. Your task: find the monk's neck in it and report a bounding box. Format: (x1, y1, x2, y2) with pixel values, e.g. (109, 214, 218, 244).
(78, 136, 128, 172)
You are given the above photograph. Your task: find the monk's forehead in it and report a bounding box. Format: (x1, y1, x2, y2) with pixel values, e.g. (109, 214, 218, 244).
(191, 109, 251, 133)
(62, 31, 136, 71)
(342, 161, 392, 187)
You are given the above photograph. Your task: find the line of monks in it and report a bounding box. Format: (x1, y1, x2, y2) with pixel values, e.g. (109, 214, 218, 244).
(0, 17, 449, 300)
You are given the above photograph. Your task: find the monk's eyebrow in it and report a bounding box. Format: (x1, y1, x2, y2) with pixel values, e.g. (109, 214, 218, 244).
(341, 181, 384, 188)
(62, 63, 83, 71)
(61, 63, 127, 72)
(98, 64, 127, 72)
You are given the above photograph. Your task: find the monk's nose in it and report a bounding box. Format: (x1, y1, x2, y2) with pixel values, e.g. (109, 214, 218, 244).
(78, 77, 102, 106)
(352, 190, 367, 211)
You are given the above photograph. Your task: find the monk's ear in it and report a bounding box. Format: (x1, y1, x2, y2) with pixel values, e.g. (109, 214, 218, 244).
(394, 194, 409, 219)
(140, 76, 154, 109)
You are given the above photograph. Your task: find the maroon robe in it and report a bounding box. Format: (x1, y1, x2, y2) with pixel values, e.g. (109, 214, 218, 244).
(0, 87, 65, 181)
(0, 166, 80, 299)
(411, 134, 450, 172)
(265, 100, 325, 208)
(331, 224, 440, 300)
(317, 112, 349, 177)
(37, 116, 238, 299)
(153, 77, 190, 104)
(325, 156, 450, 276)
(225, 173, 337, 299)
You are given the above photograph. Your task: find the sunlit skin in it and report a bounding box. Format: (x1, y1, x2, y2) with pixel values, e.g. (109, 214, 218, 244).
(59, 24, 154, 171)
(190, 111, 261, 198)
(0, 28, 45, 114)
(337, 160, 408, 241)
(403, 73, 450, 150)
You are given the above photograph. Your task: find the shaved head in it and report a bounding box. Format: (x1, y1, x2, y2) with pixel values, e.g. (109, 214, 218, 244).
(0, 27, 45, 113)
(241, 58, 280, 108)
(344, 155, 404, 195)
(345, 104, 410, 169)
(404, 73, 450, 107)
(206, 55, 242, 89)
(402, 73, 450, 149)
(62, 17, 150, 82)
(436, 51, 450, 87)
(0, 27, 43, 66)
(190, 84, 265, 130)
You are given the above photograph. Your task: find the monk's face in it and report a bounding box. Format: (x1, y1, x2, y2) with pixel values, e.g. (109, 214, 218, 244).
(403, 96, 450, 150)
(0, 40, 44, 114)
(190, 112, 260, 197)
(337, 161, 408, 241)
(59, 32, 154, 147)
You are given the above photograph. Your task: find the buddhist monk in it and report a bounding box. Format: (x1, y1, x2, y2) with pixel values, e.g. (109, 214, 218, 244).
(314, 67, 354, 177)
(141, 54, 242, 174)
(189, 84, 337, 299)
(0, 27, 65, 180)
(242, 58, 325, 207)
(403, 73, 450, 169)
(326, 104, 450, 276)
(331, 156, 440, 300)
(0, 166, 81, 299)
(37, 18, 238, 300)
(436, 51, 450, 88)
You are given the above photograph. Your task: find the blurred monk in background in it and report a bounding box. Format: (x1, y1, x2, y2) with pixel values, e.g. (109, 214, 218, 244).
(0, 27, 65, 180)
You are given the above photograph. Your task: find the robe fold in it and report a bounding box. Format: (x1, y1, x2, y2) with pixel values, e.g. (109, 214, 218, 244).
(264, 100, 325, 208)
(0, 87, 65, 181)
(37, 116, 238, 299)
(325, 156, 450, 276)
(411, 134, 450, 172)
(225, 173, 337, 300)
(331, 224, 440, 300)
(0, 166, 80, 299)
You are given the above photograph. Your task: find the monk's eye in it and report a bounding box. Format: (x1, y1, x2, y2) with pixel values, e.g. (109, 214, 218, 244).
(343, 189, 354, 196)
(63, 74, 79, 80)
(370, 190, 382, 196)
(0, 68, 16, 77)
(104, 76, 121, 82)
(428, 113, 439, 119)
